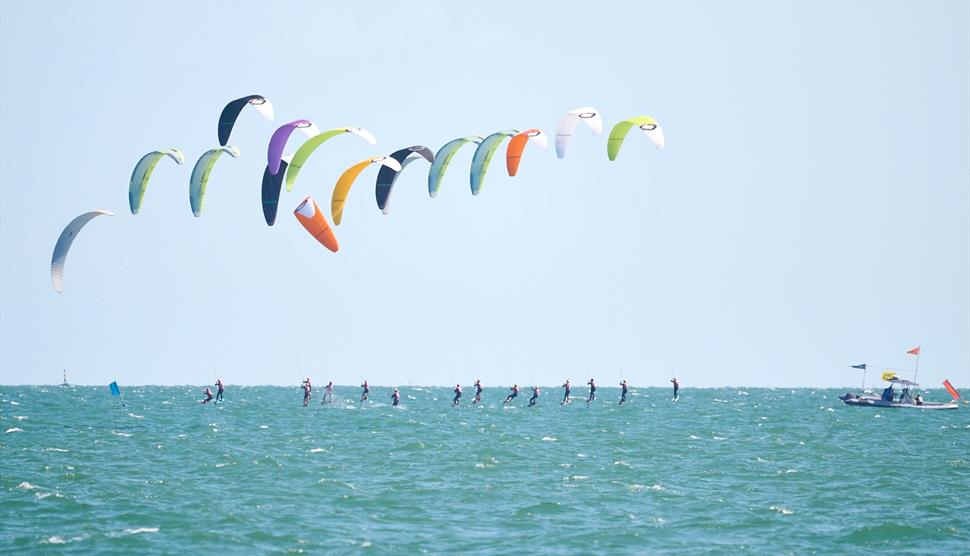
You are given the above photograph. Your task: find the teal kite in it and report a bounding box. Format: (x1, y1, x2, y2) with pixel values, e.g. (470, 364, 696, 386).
(190, 146, 240, 217)
(129, 149, 184, 215)
(428, 136, 482, 198)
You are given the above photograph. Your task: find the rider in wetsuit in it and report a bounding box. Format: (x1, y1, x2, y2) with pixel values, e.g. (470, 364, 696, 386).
(528, 386, 540, 407)
(302, 378, 312, 407)
(561, 380, 571, 405)
(504, 384, 520, 404)
(473, 379, 483, 404)
(619, 379, 628, 405)
(586, 378, 596, 405)
(453, 384, 462, 406)
(360, 380, 369, 402)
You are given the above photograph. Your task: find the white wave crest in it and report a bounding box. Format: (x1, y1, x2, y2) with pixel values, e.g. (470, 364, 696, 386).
(124, 527, 159, 535)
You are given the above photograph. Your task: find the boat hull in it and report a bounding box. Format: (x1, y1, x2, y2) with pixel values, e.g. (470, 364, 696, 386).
(841, 396, 958, 410)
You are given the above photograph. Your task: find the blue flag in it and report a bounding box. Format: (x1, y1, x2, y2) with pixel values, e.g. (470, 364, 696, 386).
(109, 381, 121, 396)
(851, 363, 867, 370)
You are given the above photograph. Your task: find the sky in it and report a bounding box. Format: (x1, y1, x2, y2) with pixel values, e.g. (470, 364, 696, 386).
(1, 1, 967, 388)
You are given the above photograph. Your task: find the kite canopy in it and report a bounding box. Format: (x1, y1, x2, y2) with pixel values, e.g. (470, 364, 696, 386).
(506, 129, 548, 177)
(218, 95, 273, 146)
(285, 127, 377, 192)
(261, 155, 292, 226)
(607, 116, 665, 161)
(267, 120, 321, 175)
(555, 107, 602, 159)
(129, 149, 185, 215)
(428, 136, 483, 198)
(375, 145, 435, 214)
(330, 157, 402, 225)
(189, 146, 240, 217)
(471, 130, 518, 195)
(51, 210, 114, 293)
(294, 196, 339, 252)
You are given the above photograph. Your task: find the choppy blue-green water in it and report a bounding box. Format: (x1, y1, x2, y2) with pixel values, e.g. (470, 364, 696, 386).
(1, 386, 968, 554)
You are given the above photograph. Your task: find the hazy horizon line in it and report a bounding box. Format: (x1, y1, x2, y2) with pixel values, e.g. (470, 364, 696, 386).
(0, 382, 961, 390)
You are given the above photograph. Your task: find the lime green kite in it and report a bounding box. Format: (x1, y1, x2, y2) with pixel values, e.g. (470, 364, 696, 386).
(285, 127, 377, 191)
(607, 116, 665, 161)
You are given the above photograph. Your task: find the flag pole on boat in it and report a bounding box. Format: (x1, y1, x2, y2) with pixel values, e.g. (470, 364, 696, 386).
(907, 345, 921, 385)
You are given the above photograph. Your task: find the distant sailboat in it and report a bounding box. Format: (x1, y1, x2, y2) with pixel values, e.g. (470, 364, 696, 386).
(60, 369, 69, 387)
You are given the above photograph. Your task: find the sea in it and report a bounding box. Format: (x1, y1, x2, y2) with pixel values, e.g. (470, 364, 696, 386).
(1, 385, 968, 554)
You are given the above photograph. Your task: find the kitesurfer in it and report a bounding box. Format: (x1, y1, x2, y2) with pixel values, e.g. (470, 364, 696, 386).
(586, 378, 596, 405)
(504, 384, 520, 404)
(671, 378, 680, 401)
(322, 381, 334, 404)
(391, 388, 400, 407)
(214, 379, 224, 402)
(453, 384, 462, 406)
(528, 386, 540, 407)
(201, 387, 214, 404)
(360, 380, 369, 402)
(561, 379, 571, 405)
(473, 379, 483, 404)
(619, 379, 628, 405)
(302, 378, 312, 406)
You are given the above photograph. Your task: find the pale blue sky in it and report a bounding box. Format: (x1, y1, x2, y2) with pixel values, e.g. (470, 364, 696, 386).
(1, 1, 967, 388)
